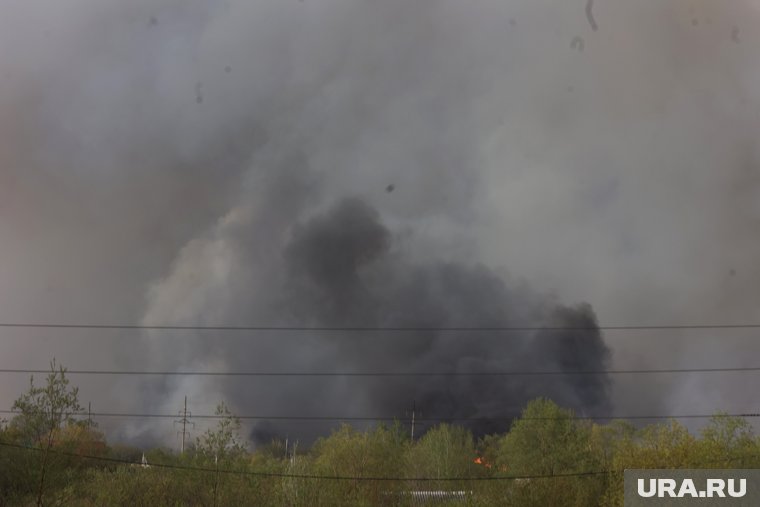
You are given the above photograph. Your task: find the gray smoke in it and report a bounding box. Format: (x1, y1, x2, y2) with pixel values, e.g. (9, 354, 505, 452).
(139, 196, 611, 443)
(282, 197, 610, 437)
(1, 0, 760, 445)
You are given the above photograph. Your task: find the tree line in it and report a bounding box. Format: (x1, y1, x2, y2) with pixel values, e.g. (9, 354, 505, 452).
(0, 361, 757, 506)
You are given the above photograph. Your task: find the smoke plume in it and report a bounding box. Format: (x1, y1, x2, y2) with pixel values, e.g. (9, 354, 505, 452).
(1, 0, 760, 444)
(137, 196, 611, 442)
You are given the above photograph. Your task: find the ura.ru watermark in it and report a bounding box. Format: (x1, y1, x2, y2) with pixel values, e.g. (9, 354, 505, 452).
(625, 470, 760, 506)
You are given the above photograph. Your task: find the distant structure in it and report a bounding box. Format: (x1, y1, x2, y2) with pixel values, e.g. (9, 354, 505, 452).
(388, 491, 472, 504)
(141, 453, 150, 468)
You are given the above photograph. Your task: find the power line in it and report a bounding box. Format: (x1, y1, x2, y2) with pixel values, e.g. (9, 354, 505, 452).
(0, 441, 610, 481)
(2, 366, 760, 377)
(1, 442, 756, 482)
(0, 322, 759, 332)
(1, 409, 756, 422)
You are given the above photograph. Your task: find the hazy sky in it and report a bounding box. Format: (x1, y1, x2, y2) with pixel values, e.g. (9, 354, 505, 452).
(1, 0, 760, 446)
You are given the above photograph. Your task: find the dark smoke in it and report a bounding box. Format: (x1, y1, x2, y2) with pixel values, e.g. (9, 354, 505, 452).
(5, 0, 760, 447)
(234, 197, 610, 441)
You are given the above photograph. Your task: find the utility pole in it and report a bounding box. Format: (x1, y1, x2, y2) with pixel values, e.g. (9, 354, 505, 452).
(87, 402, 92, 428)
(410, 400, 416, 443)
(174, 396, 194, 453)
(213, 453, 219, 507)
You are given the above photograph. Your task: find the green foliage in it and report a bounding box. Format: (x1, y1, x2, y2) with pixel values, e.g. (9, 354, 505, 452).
(696, 414, 758, 467)
(408, 424, 477, 479)
(3, 364, 760, 506)
(313, 422, 408, 477)
(5, 359, 92, 507)
(195, 402, 246, 462)
(613, 419, 696, 470)
(495, 398, 607, 507)
(10, 359, 84, 447)
(309, 422, 409, 506)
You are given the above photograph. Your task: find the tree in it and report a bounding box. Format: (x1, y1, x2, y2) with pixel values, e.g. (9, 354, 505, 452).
(496, 398, 603, 507)
(613, 419, 696, 470)
(498, 399, 590, 474)
(310, 423, 409, 506)
(695, 414, 758, 468)
(11, 359, 84, 507)
(194, 402, 246, 507)
(409, 424, 477, 480)
(195, 401, 246, 461)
